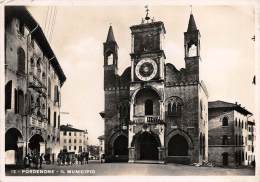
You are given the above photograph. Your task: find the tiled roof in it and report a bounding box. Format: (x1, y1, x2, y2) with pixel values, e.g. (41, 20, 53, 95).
(209, 100, 252, 115)
(98, 135, 104, 140)
(60, 125, 85, 132)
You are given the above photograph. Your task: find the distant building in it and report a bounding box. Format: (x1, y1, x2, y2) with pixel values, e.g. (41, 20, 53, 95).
(208, 100, 254, 166)
(98, 135, 105, 159)
(5, 6, 66, 165)
(59, 124, 88, 154)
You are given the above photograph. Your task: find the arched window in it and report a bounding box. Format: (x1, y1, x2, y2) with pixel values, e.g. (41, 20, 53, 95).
(242, 121, 244, 129)
(107, 53, 113, 65)
(145, 99, 153, 115)
(5, 81, 12, 110)
(239, 119, 241, 128)
(222, 117, 228, 126)
(168, 103, 171, 115)
(17, 47, 25, 74)
(172, 103, 177, 115)
(176, 103, 182, 116)
(235, 118, 237, 127)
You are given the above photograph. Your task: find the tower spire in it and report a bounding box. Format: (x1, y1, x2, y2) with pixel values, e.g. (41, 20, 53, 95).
(187, 11, 197, 32)
(106, 25, 116, 43)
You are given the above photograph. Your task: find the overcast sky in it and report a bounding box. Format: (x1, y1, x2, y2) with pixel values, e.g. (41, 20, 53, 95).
(27, 5, 255, 145)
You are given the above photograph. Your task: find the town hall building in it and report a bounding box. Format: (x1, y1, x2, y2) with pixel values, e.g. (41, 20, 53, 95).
(102, 9, 208, 164)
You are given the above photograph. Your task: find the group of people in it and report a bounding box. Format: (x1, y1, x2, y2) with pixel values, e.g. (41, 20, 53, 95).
(57, 151, 89, 166)
(24, 152, 45, 169)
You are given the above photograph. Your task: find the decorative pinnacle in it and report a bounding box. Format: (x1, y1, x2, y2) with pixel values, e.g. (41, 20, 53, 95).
(190, 5, 193, 14)
(145, 5, 150, 21)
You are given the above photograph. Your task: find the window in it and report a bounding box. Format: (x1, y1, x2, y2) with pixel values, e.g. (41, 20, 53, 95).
(69, 132, 71, 136)
(37, 59, 41, 73)
(107, 54, 113, 65)
(18, 89, 24, 115)
(167, 103, 171, 115)
(69, 146, 71, 150)
(79, 139, 82, 143)
(222, 135, 228, 145)
(235, 119, 237, 127)
(145, 99, 153, 115)
(79, 146, 82, 152)
(54, 112, 57, 128)
(48, 108, 50, 125)
(5, 81, 12, 110)
(74, 132, 76, 136)
(48, 78, 51, 98)
(58, 115, 60, 128)
(74, 139, 77, 143)
(242, 121, 244, 129)
(63, 131, 67, 136)
(239, 120, 241, 127)
(74, 146, 77, 150)
(19, 20, 24, 35)
(64, 139, 67, 143)
(17, 47, 25, 74)
(235, 134, 238, 145)
(54, 85, 59, 103)
(69, 139, 71, 143)
(222, 117, 228, 126)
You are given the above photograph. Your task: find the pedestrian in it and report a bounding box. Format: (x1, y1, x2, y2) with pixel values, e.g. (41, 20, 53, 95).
(24, 153, 30, 168)
(86, 152, 89, 164)
(39, 153, 44, 169)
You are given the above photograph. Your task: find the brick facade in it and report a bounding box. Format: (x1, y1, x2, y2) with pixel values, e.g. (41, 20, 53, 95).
(102, 13, 208, 164)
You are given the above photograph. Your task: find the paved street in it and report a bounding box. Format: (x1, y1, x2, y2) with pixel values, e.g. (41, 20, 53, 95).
(6, 160, 255, 176)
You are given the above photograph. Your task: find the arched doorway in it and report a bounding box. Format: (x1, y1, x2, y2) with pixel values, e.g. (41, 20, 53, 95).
(5, 128, 23, 165)
(137, 132, 159, 160)
(29, 134, 44, 155)
(222, 152, 229, 166)
(113, 135, 128, 156)
(168, 134, 189, 156)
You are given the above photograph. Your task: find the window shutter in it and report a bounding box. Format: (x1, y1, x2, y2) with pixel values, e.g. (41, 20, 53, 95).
(14, 89, 18, 113)
(5, 81, 12, 110)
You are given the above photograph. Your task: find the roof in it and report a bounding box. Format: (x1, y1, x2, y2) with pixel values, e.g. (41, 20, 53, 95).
(60, 125, 85, 132)
(98, 135, 104, 140)
(208, 100, 252, 115)
(187, 13, 197, 32)
(106, 25, 116, 43)
(5, 6, 66, 86)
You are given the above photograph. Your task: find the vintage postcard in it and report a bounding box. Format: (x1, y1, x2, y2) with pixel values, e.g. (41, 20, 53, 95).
(1, 0, 259, 181)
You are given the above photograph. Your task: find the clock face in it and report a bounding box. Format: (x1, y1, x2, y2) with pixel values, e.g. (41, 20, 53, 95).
(135, 58, 158, 81)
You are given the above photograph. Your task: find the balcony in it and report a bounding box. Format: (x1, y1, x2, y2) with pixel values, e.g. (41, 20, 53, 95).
(29, 115, 48, 129)
(132, 115, 162, 124)
(28, 73, 47, 95)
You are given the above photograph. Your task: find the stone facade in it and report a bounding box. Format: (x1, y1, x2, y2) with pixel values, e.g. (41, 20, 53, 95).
(5, 6, 66, 165)
(102, 12, 208, 164)
(208, 101, 254, 166)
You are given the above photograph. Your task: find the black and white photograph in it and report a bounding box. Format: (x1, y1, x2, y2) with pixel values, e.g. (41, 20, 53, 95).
(1, 0, 259, 180)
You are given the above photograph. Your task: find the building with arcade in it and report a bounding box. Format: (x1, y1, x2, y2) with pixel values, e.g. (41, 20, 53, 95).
(101, 9, 208, 164)
(5, 6, 66, 165)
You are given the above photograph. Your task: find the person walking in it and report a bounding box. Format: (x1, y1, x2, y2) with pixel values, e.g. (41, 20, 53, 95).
(39, 153, 44, 169)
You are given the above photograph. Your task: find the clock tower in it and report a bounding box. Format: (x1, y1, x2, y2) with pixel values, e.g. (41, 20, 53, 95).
(128, 7, 166, 163)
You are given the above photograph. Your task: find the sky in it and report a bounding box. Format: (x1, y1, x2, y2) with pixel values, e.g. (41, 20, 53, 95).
(27, 5, 255, 145)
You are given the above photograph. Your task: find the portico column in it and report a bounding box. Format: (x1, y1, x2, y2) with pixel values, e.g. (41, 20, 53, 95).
(158, 147, 166, 164)
(128, 147, 135, 163)
(159, 100, 164, 121)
